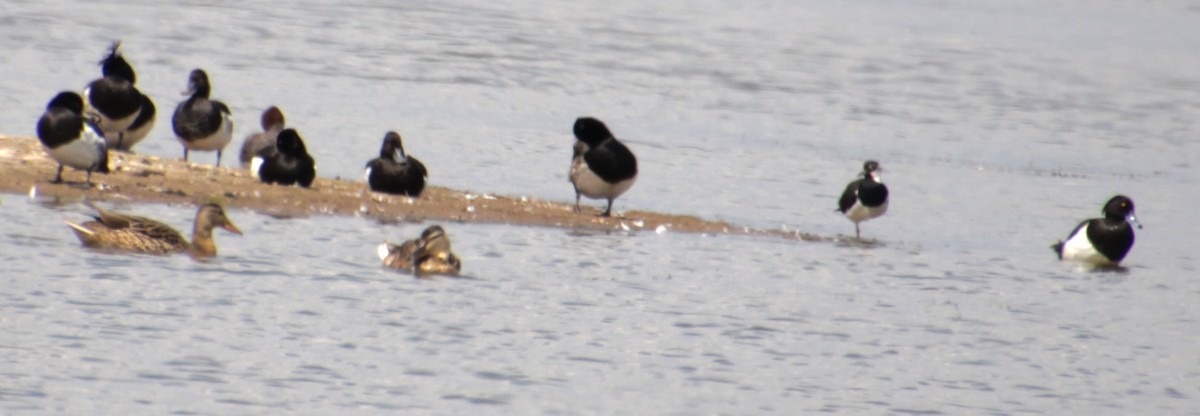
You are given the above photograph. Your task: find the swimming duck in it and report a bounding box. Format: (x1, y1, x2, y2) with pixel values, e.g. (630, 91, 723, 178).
(569, 117, 638, 217)
(36, 91, 110, 185)
(251, 128, 316, 187)
(1053, 195, 1141, 266)
(837, 160, 889, 239)
(66, 201, 242, 257)
(377, 225, 461, 276)
(239, 106, 286, 168)
(172, 69, 233, 166)
(84, 42, 156, 151)
(364, 131, 428, 196)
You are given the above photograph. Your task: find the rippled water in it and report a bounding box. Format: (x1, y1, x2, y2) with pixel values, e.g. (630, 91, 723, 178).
(3, 0, 1200, 414)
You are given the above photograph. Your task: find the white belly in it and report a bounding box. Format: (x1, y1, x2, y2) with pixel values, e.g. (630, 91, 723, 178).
(118, 117, 155, 149)
(570, 157, 635, 200)
(1061, 224, 1116, 266)
(45, 125, 105, 170)
(180, 115, 233, 151)
(846, 200, 888, 224)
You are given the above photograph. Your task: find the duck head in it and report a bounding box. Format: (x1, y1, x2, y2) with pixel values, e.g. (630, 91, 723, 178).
(1103, 195, 1142, 229)
(573, 117, 614, 146)
(182, 69, 212, 98)
(260, 106, 285, 131)
(381, 131, 407, 162)
(99, 41, 137, 83)
(47, 91, 85, 114)
(276, 129, 309, 157)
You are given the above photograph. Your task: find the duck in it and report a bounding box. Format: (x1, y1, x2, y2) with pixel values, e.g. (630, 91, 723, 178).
(239, 106, 286, 168)
(837, 160, 889, 239)
(250, 128, 316, 187)
(377, 238, 421, 270)
(1053, 195, 1141, 266)
(364, 131, 428, 196)
(66, 201, 242, 257)
(36, 91, 110, 185)
(568, 117, 638, 217)
(377, 225, 461, 276)
(172, 69, 233, 166)
(413, 225, 462, 277)
(84, 42, 156, 151)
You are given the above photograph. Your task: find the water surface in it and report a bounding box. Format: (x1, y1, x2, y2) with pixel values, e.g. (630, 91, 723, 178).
(2, 0, 1199, 414)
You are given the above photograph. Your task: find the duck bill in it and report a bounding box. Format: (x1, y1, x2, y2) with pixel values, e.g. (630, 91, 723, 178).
(1126, 212, 1143, 230)
(222, 223, 244, 235)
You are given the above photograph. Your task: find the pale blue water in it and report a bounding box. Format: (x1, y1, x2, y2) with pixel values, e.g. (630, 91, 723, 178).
(2, 0, 1199, 414)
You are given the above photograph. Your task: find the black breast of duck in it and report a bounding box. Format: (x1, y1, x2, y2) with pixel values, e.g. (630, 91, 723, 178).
(365, 131, 427, 197)
(251, 128, 316, 187)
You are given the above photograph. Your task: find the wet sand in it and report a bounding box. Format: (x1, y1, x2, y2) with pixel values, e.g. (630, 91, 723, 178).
(0, 135, 819, 240)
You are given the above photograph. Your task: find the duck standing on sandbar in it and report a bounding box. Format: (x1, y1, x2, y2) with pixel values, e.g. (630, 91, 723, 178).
(239, 106, 286, 168)
(84, 42, 155, 151)
(36, 91, 110, 186)
(837, 160, 889, 239)
(172, 69, 233, 166)
(251, 128, 316, 187)
(364, 131, 427, 197)
(568, 117, 638, 217)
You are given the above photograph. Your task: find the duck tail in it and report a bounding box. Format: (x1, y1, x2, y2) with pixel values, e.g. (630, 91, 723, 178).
(1050, 241, 1065, 260)
(377, 242, 395, 261)
(65, 220, 100, 247)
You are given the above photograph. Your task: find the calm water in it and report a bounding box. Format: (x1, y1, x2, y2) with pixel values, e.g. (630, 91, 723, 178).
(3, 0, 1199, 414)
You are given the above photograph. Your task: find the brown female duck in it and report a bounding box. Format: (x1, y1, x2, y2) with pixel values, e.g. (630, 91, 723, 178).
(413, 225, 462, 277)
(377, 238, 421, 270)
(66, 201, 242, 257)
(377, 225, 461, 276)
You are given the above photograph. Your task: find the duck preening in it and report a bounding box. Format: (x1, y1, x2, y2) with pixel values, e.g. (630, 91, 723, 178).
(378, 225, 461, 277)
(36, 91, 110, 186)
(837, 160, 889, 239)
(568, 117, 638, 217)
(84, 42, 156, 151)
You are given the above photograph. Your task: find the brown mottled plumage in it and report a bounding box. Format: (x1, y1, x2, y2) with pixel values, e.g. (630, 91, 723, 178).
(66, 201, 242, 257)
(413, 226, 462, 277)
(377, 225, 461, 276)
(378, 238, 421, 270)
